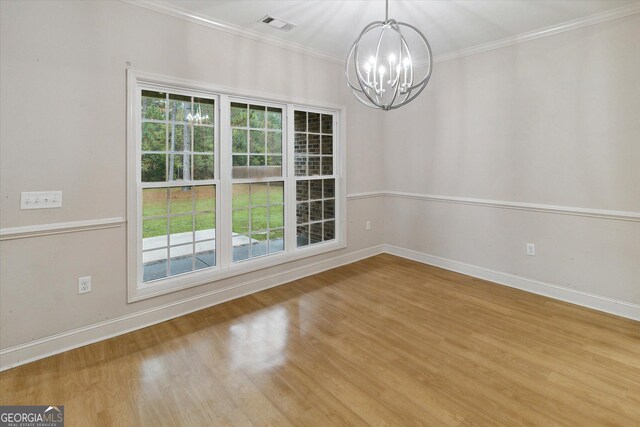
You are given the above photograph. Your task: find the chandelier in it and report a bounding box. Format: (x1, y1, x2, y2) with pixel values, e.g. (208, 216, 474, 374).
(345, 0, 433, 110)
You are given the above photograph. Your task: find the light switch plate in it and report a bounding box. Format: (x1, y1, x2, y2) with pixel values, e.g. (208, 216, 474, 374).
(21, 191, 62, 209)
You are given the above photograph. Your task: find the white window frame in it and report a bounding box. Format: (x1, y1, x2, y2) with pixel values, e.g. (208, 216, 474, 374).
(127, 70, 346, 302)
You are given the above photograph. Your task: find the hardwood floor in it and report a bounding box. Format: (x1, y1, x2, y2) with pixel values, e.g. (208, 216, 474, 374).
(2, 254, 640, 426)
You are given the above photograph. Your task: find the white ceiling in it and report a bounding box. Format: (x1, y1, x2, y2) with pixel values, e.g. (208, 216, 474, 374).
(157, 0, 639, 60)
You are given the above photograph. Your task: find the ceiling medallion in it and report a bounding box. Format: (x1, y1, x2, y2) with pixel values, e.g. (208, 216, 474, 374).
(345, 0, 433, 110)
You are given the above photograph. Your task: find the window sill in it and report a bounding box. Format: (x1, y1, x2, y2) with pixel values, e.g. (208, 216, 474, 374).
(128, 239, 346, 302)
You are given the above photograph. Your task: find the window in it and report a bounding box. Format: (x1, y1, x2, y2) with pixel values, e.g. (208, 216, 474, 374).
(230, 101, 285, 262)
(139, 90, 217, 283)
(293, 110, 335, 247)
(127, 72, 344, 301)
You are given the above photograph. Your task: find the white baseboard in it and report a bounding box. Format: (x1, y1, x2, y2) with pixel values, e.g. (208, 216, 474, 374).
(0, 245, 385, 371)
(3, 242, 637, 371)
(384, 244, 640, 322)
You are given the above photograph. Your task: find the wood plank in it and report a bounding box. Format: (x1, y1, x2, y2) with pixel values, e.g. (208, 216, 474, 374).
(1, 254, 639, 426)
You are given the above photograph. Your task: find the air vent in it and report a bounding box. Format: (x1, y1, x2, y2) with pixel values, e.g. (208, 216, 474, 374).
(259, 15, 296, 32)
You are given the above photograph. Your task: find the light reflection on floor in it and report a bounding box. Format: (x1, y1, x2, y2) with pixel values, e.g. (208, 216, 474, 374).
(228, 306, 289, 373)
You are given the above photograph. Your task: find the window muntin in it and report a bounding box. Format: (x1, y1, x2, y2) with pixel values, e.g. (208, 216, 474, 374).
(232, 182, 285, 262)
(141, 91, 215, 183)
(296, 179, 335, 247)
(142, 185, 217, 281)
(294, 111, 333, 177)
(230, 99, 285, 262)
(231, 102, 283, 179)
(140, 89, 217, 283)
(130, 74, 342, 299)
(294, 109, 335, 247)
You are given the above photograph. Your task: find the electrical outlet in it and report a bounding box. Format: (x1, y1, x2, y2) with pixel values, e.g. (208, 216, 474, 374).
(365, 220, 371, 231)
(526, 243, 536, 256)
(78, 276, 91, 294)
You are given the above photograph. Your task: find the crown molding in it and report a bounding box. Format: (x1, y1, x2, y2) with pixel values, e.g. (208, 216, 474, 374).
(120, 1, 639, 66)
(433, 3, 640, 63)
(119, 0, 344, 64)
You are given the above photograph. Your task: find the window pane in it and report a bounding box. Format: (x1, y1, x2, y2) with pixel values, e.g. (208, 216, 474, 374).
(194, 125, 214, 152)
(170, 244, 194, 276)
(297, 225, 309, 247)
(170, 187, 193, 214)
(193, 155, 214, 180)
(269, 205, 284, 228)
(269, 182, 284, 204)
(233, 155, 247, 166)
(267, 107, 282, 130)
(296, 202, 309, 224)
(195, 239, 216, 269)
(232, 129, 248, 153)
(139, 87, 219, 285)
(232, 181, 284, 262)
(296, 180, 309, 201)
(310, 180, 323, 200)
(168, 94, 191, 123)
(142, 123, 166, 151)
(251, 207, 268, 231)
(321, 135, 333, 155)
(308, 112, 321, 133)
(323, 199, 335, 220)
(268, 229, 284, 254)
(310, 222, 323, 244)
(193, 97, 214, 126)
(250, 183, 269, 205)
(267, 131, 282, 153)
(294, 133, 306, 154)
(142, 90, 166, 121)
(308, 156, 321, 175)
(249, 105, 265, 128)
(322, 157, 333, 175)
(143, 248, 168, 282)
(143, 188, 167, 218)
(252, 231, 268, 257)
(308, 134, 320, 154)
(249, 155, 265, 167)
(141, 154, 166, 182)
(170, 215, 194, 245)
(267, 155, 282, 169)
(249, 130, 265, 153)
(170, 153, 185, 181)
(321, 114, 333, 134)
(310, 201, 323, 221)
(195, 213, 215, 241)
(233, 209, 250, 235)
(168, 124, 190, 152)
(323, 179, 335, 198)
(233, 184, 250, 210)
(195, 185, 215, 212)
(324, 220, 335, 241)
(231, 103, 247, 127)
(294, 110, 306, 132)
(294, 156, 306, 176)
(143, 218, 167, 241)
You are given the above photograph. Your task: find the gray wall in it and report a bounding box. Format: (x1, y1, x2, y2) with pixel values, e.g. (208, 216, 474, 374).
(382, 14, 640, 305)
(0, 0, 384, 350)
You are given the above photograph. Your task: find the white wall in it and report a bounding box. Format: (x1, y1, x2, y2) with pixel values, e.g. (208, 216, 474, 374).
(383, 14, 640, 305)
(0, 0, 384, 353)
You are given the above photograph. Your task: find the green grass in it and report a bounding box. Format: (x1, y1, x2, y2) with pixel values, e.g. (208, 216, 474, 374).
(142, 185, 284, 239)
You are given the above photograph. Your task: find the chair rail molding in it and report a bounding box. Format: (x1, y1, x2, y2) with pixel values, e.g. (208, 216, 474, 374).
(0, 217, 127, 241)
(348, 191, 640, 222)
